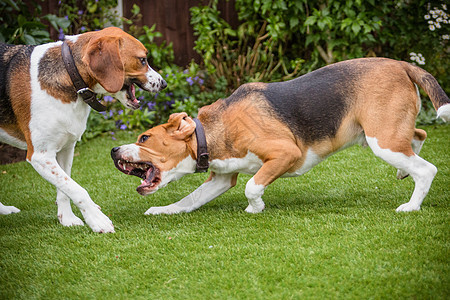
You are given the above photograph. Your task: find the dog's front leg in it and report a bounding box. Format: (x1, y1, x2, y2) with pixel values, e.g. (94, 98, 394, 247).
(245, 147, 302, 213)
(145, 173, 238, 215)
(55, 144, 84, 227)
(29, 150, 115, 233)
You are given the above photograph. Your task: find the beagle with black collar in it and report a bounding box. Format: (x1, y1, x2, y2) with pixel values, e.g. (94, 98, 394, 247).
(0, 27, 166, 232)
(111, 58, 449, 215)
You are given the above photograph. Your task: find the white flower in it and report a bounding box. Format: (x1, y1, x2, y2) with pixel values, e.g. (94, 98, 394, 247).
(425, 14, 431, 20)
(410, 52, 425, 65)
(442, 34, 449, 40)
(429, 24, 436, 31)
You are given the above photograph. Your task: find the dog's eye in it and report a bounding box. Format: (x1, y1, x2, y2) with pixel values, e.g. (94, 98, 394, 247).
(139, 57, 147, 66)
(139, 135, 149, 143)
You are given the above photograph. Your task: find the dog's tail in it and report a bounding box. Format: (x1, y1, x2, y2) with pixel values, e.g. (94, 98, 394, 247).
(403, 62, 450, 122)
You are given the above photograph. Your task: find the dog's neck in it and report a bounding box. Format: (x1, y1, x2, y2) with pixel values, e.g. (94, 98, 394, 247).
(195, 112, 226, 162)
(61, 40, 106, 111)
(64, 37, 98, 88)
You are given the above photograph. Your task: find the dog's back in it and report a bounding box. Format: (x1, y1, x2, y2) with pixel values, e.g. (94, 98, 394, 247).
(0, 44, 34, 125)
(223, 58, 449, 144)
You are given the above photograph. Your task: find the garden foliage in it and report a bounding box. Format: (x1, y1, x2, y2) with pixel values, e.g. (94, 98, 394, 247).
(0, 0, 448, 139)
(0, 0, 69, 44)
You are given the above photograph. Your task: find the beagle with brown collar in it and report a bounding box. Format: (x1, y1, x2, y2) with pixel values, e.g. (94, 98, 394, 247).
(0, 27, 166, 232)
(111, 58, 449, 215)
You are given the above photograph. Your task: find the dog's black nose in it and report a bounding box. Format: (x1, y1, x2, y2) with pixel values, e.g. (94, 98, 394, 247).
(111, 147, 120, 159)
(160, 79, 167, 90)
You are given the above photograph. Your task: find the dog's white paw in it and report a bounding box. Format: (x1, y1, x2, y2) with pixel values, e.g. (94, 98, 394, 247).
(396, 202, 421, 212)
(0, 204, 20, 215)
(58, 212, 84, 227)
(245, 203, 265, 213)
(145, 205, 182, 215)
(82, 208, 115, 233)
(396, 169, 409, 180)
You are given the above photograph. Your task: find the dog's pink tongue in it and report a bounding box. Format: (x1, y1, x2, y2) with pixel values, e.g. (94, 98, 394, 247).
(139, 167, 154, 188)
(130, 84, 136, 100)
(128, 84, 140, 109)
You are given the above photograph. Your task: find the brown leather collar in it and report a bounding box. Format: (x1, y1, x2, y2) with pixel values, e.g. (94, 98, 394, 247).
(61, 40, 107, 112)
(193, 118, 209, 173)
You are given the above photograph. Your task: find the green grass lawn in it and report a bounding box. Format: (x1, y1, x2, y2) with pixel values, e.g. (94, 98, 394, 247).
(0, 125, 448, 299)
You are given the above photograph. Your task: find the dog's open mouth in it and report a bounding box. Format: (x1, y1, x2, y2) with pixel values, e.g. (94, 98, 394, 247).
(122, 83, 140, 110)
(114, 159, 161, 195)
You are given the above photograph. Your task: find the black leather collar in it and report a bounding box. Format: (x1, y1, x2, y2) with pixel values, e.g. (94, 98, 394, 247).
(61, 40, 107, 112)
(193, 118, 209, 173)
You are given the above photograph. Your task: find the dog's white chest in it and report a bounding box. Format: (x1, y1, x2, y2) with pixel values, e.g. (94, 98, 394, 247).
(210, 151, 263, 175)
(29, 43, 90, 150)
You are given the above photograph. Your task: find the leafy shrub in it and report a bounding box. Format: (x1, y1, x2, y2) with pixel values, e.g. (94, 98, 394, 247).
(57, 0, 121, 36)
(191, 0, 304, 91)
(0, 0, 69, 44)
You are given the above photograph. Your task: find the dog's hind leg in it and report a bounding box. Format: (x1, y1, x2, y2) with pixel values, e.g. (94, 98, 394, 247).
(396, 128, 427, 179)
(365, 136, 437, 212)
(56, 143, 84, 226)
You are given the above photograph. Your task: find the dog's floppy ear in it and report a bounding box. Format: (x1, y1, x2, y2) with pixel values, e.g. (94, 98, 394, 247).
(167, 112, 196, 140)
(83, 36, 125, 93)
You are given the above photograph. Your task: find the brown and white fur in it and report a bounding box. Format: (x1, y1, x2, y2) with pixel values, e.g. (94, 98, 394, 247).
(0, 27, 167, 232)
(111, 58, 449, 215)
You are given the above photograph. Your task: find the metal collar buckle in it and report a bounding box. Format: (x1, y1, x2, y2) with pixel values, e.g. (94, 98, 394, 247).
(77, 87, 95, 95)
